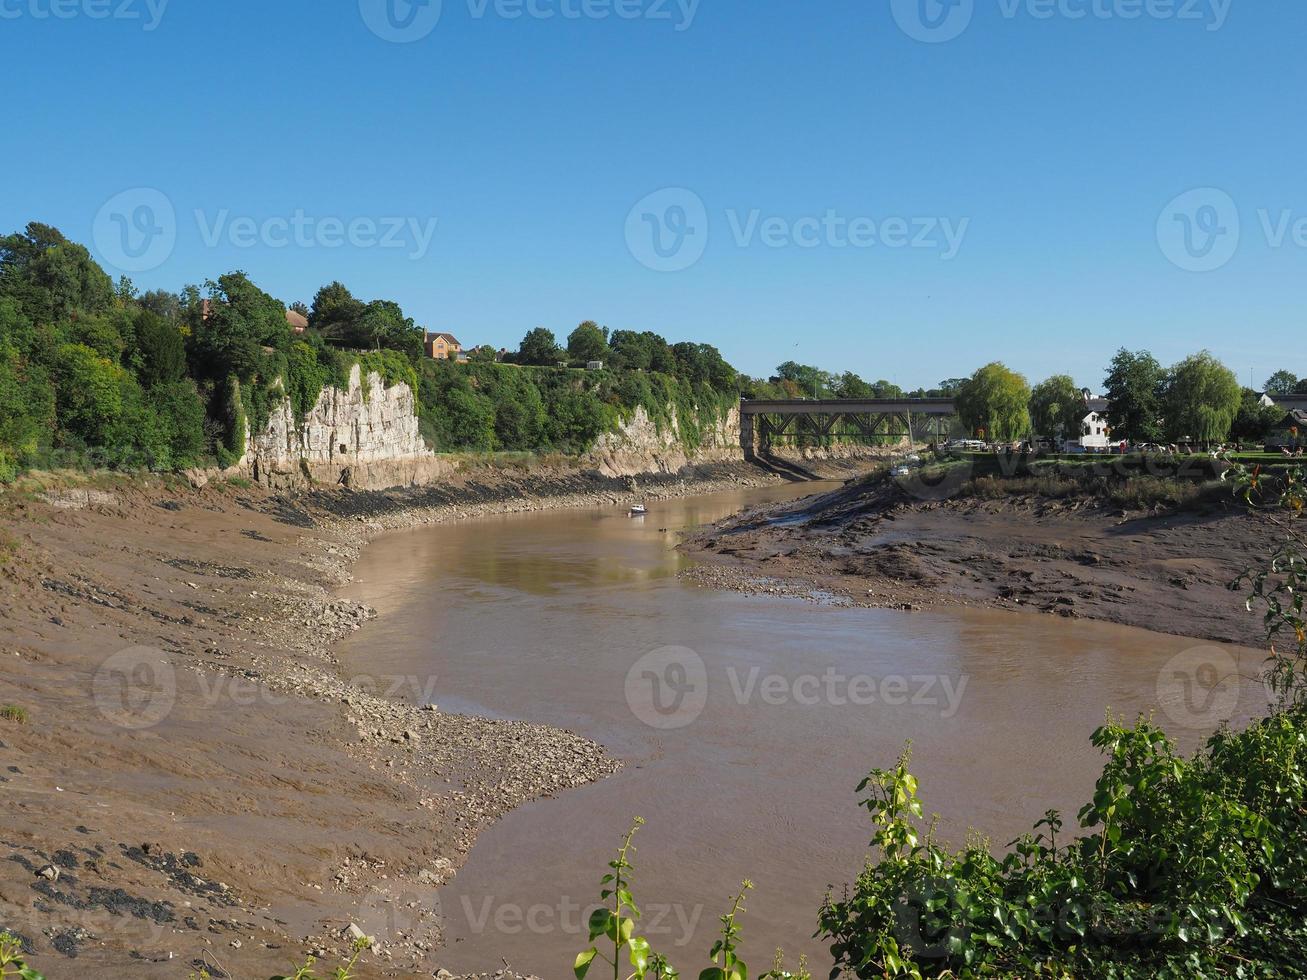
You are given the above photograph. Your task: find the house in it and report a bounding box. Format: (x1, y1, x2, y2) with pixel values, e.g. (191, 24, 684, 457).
(285, 309, 308, 335)
(424, 332, 463, 360)
(1061, 390, 1113, 451)
(1268, 409, 1307, 449)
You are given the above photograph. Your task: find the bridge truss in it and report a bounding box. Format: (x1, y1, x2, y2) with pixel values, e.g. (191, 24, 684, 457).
(739, 398, 958, 453)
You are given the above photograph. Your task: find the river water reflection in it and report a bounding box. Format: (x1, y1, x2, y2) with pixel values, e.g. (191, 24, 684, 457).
(336, 481, 1267, 976)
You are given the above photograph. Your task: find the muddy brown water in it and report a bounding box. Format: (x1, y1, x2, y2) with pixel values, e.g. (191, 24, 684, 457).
(336, 482, 1268, 977)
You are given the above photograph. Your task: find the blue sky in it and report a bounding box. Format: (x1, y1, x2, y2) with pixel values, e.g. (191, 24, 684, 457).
(2, 0, 1302, 389)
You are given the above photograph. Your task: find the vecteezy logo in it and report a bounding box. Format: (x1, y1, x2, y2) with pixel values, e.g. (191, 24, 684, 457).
(92, 647, 177, 731)
(1156, 646, 1240, 729)
(624, 646, 708, 730)
(355, 883, 443, 952)
(625, 188, 709, 273)
(890, 0, 974, 43)
(1156, 188, 1240, 273)
(359, 0, 442, 42)
(92, 188, 176, 273)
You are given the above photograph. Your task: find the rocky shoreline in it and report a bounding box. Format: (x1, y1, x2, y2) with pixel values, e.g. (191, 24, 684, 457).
(0, 454, 873, 979)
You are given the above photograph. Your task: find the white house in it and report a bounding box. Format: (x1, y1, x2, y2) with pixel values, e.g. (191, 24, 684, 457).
(1061, 391, 1113, 451)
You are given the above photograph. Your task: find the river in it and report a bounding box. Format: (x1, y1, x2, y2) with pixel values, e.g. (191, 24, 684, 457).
(336, 480, 1268, 977)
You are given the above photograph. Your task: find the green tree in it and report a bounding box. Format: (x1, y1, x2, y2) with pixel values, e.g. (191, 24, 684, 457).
(834, 372, 876, 399)
(1163, 351, 1242, 444)
(610, 329, 652, 370)
(955, 362, 1031, 441)
(148, 379, 207, 467)
(53, 343, 126, 446)
(775, 361, 831, 399)
(1231, 389, 1284, 444)
(356, 299, 422, 357)
(568, 321, 610, 363)
(191, 272, 288, 382)
(518, 327, 562, 366)
(1029, 374, 1086, 443)
(1103, 348, 1165, 442)
(308, 281, 367, 345)
(131, 309, 188, 388)
(0, 222, 115, 323)
(1265, 370, 1299, 396)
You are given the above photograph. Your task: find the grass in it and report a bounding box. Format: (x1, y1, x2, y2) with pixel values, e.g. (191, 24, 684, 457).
(0, 705, 29, 724)
(956, 463, 1225, 511)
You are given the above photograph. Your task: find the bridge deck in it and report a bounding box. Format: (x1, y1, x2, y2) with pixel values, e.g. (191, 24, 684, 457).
(739, 398, 956, 415)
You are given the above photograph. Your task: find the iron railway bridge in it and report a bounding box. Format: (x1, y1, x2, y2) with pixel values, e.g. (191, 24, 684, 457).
(739, 398, 958, 453)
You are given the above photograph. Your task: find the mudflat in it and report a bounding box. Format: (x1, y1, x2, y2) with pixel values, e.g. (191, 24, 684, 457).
(0, 459, 811, 979)
(682, 473, 1283, 648)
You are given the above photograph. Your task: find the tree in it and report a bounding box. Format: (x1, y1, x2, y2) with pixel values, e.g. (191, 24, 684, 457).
(191, 272, 288, 382)
(468, 345, 499, 363)
(1103, 348, 1165, 443)
(1231, 389, 1284, 444)
(1029, 375, 1087, 444)
(53, 343, 126, 446)
(1265, 371, 1299, 396)
(955, 362, 1031, 442)
(610, 329, 652, 371)
(355, 300, 422, 357)
(1163, 351, 1242, 444)
(518, 327, 562, 366)
(568, 321, 610, 363)
(131, 309, 188, 388)
(834, 372, 875, 399)
(308, 281, 366, 346)
(775, 362, 831, 399)
(0, 222, 115, 323)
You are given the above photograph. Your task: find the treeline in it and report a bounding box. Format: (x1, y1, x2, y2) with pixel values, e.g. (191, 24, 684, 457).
(945, 351, 1283, 446)
(0, 222, 746, 479)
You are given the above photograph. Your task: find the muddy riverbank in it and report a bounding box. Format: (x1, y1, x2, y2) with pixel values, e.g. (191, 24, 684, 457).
(681, 470, 1282, 648)
(0, 455, 873, 979)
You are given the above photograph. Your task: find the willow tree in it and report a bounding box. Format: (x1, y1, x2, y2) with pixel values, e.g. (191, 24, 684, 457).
(1029, 374, 1086, 443)
(955, 362, 1031, 442)
(1164, 351, 1241, 444)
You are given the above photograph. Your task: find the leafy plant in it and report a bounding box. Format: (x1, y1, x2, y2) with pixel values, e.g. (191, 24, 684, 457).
(575, 822, 806, 980)
(0, 932, 44, 980)
(574, 818, 671, 980)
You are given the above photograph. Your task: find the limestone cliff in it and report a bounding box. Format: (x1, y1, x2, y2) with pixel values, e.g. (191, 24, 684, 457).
(587, 405, 743, 478)
(243, 370, 744, 490)
(245, 365, 452, 490)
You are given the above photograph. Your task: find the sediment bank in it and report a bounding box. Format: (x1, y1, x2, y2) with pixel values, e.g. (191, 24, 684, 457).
(0, 453, 872, 979)
(682, 470, 1281, 648)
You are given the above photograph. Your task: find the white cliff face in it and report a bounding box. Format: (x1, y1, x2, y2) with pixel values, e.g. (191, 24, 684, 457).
(243, 371, 744, 488)
(587, 405, 743, 477)
(246, 365, 441, 489)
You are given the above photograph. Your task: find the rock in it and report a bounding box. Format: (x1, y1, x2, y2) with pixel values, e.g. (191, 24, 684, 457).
(36, 864, 59, 881)
(344, 923, 369, 942)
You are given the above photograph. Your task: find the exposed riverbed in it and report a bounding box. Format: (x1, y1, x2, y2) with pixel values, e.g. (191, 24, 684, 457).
(336, 482, 1269, 976)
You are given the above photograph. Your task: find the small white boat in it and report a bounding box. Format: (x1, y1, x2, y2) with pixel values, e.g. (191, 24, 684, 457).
(629, 504, 648, 516)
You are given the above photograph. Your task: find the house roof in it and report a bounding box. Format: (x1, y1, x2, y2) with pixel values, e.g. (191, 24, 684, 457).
(1086, 397, 1110, 413)
(285, 309, 309, 330)
(1280, 409, 1307, 428)
(426, 331, 461, 346)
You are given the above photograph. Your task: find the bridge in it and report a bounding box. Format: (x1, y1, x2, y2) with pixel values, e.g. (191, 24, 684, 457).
(739, 398, 957, 453)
